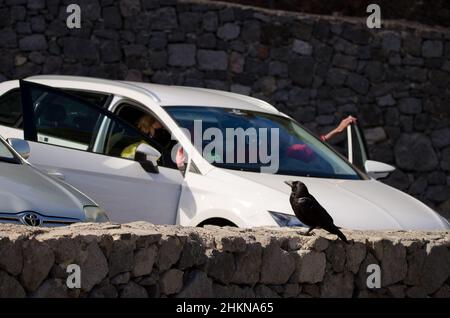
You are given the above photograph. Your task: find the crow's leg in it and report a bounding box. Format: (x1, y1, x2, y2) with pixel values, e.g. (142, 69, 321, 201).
(305, 227, 315, 235)
(302, 227, 315, 236)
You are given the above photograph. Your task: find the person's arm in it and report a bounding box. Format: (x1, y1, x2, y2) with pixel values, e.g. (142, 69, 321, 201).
(320, 116, 357, 142)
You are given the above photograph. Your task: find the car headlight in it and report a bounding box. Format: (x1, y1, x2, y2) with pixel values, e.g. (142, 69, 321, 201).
(83, 206, 109, 223)
(269, 211, 306, 227)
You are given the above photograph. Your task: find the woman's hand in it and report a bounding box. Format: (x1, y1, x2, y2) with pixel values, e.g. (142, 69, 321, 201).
(322, 115, 357, 141)
(335, 115, 357, 133)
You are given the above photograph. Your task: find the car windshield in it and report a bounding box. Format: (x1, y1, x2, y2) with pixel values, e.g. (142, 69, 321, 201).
(0, 138, 19, 163)
(165, 106, 362, 180)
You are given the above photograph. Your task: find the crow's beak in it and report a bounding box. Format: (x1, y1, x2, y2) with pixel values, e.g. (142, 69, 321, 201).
(284, 181, 294, 188)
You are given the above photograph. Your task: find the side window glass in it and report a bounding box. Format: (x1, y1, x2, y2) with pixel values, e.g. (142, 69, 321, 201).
(0, 88, 109, 130)
(0, 89, 23, 127)
(113, 103, 178, 169)
(22, 81, 157, 162)
(31, 87, 102, 150)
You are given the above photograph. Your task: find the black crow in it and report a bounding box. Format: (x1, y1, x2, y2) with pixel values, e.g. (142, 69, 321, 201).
(285, 180, 349, 243)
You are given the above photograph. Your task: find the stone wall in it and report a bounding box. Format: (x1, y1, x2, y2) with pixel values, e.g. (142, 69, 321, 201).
(0, 0, 449, 216)
(0, 223, 449, 298)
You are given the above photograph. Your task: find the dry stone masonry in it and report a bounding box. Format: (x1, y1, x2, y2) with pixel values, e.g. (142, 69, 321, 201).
(0, 0, 449, 217)
(0, 222, 449, 298)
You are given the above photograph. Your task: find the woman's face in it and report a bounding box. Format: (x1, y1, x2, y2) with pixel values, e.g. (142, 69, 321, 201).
(138, 116, 162, 135)
(152, 121, 163, 130)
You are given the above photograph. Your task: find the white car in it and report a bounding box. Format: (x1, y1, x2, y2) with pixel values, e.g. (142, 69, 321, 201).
(0, 75, 447, 230)
(0, 135, 108, 226)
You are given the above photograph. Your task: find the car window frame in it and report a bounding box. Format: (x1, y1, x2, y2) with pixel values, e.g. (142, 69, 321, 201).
(0, 87, 114, 130)
(347, 122, 370, 172)
(19, 80, 163, 162)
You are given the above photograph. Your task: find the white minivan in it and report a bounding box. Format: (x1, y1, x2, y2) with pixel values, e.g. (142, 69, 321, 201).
(0, 75, 447, 230)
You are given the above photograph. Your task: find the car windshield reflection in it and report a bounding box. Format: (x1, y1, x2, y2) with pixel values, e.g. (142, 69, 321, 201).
(165, 106, 362, 180)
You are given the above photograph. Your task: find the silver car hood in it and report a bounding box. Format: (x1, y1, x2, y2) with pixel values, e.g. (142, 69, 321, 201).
(0, 161, 93, 219)
(227, 170, 450, 230)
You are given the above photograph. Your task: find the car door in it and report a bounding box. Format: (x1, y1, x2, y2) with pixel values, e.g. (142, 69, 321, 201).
(18, 80, 184, 224)
(346, 123, 370, 173)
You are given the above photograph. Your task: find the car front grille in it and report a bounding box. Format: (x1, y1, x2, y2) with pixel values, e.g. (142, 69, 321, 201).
(0, 212, 80, 227)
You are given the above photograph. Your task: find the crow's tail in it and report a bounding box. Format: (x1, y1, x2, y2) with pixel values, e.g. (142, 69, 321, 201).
(329, 226, 349, 244)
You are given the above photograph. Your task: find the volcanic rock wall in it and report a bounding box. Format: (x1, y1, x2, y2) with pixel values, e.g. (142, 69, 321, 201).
(0, 0, 449, 216)
(0, 223, 449, 298)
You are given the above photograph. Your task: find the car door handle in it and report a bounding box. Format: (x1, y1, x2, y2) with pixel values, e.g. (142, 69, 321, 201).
(47, 171, 65, 180)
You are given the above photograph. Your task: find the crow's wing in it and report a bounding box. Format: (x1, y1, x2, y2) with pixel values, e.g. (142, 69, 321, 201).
(308, 195, 335, 227)
(297, 195, 348, 243)
(295, 197, 322, 227)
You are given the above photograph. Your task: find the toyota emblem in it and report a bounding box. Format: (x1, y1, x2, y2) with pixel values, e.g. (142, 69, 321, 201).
(21, 213, 42, 227)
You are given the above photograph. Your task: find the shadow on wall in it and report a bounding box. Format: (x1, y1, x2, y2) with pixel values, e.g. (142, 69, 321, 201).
(210, 0, 450, 28)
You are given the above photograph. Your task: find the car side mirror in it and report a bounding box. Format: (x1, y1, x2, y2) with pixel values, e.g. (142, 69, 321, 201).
(364, 160, 396, 180)
(135, 143, 161, 174)
(7, 138, 30, 160)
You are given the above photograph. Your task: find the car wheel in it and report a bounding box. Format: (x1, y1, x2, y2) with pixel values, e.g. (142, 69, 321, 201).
(197, 218, 237, 228)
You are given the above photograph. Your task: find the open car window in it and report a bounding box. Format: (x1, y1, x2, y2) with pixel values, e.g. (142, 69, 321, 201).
(112, 102, 179, 169)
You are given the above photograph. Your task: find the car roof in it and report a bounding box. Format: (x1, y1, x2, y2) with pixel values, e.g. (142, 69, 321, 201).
(26, 75, 282, 115)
